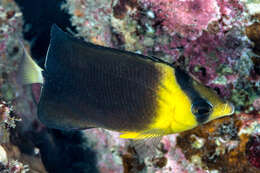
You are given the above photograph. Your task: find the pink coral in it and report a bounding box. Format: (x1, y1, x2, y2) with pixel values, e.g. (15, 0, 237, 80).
(184, 32, 228, 83)
(142, 0, 220, 39)
(253, 98, 260, 111)
(246, 135, 260, 169)
(183, 28, 250, 94)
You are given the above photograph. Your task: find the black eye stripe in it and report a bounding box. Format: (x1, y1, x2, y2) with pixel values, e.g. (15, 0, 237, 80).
(174, 67, 201, 101)
(174, 67, 212, 123)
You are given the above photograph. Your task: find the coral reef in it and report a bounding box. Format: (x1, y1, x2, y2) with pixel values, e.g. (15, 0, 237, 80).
(246, 135, 260, 169)
(142, 0, 221, 39)
(176, 116, 260, 173)
(0, 0, 48, 172)
(62, 0, 113, 47)
(0, 0, 21, 153)
(0, 0, 259, 172)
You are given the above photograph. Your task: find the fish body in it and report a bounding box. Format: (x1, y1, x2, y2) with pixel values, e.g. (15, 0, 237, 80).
(20, 25, 234, 139)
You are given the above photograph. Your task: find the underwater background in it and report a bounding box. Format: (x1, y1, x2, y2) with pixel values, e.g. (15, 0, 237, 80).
(0, 0, 260, 172)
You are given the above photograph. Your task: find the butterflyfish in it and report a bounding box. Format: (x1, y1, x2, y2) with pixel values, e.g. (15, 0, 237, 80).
(19, 24, 234, 140)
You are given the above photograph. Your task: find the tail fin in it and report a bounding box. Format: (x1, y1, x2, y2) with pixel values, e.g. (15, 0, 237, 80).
(17, 40, 44, 85)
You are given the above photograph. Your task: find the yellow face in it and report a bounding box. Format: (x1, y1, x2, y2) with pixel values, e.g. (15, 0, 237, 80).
(153, 64, 234, 134)
(192, 81, 234, 123)
(169, 80, 234, 133)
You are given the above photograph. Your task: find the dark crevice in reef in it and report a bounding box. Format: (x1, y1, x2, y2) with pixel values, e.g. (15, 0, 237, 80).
(11, 124, 99, 173)
(15, 0, 75, 67)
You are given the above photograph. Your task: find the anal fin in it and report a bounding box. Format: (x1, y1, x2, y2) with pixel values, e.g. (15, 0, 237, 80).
(121, 128, 166, 156)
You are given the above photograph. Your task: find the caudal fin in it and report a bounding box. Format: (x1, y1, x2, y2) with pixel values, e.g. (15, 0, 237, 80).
(17, 41, 44, 85)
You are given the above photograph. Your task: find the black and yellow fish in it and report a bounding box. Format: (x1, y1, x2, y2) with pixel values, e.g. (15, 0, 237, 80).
(19, 24, 234, 139)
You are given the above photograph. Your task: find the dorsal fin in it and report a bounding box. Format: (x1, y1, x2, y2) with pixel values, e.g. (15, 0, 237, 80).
(46, 24, 176, 73)
(44, 24, 90, 75)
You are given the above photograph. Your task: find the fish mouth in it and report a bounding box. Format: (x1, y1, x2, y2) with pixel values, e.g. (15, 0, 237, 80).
(222, 102, 235, 116)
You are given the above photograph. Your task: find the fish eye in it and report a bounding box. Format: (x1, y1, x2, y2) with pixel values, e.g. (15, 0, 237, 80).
(191, 100, 213, 123)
